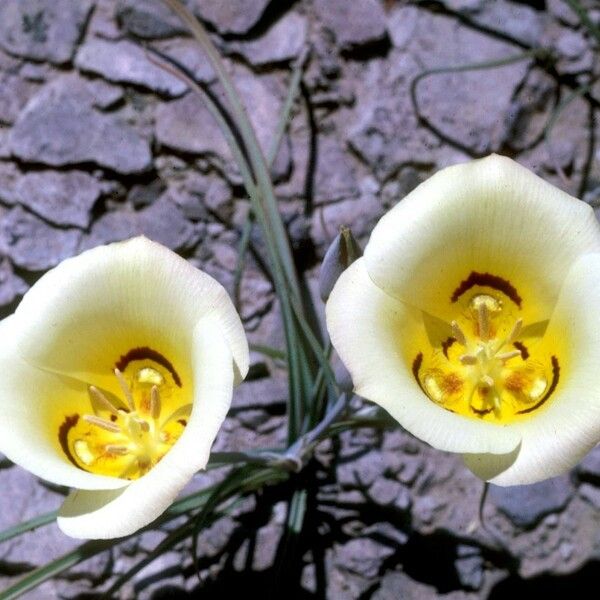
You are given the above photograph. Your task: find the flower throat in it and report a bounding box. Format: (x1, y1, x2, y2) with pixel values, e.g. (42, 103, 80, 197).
(59, 351, 190, 480)
(412, 273, 560, 424)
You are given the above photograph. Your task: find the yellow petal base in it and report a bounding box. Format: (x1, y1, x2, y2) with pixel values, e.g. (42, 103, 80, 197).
(407, 274, 563, 425)
(59, 350, 190, 480)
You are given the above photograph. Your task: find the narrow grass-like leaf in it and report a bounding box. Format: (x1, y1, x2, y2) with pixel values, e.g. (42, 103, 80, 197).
(0, 540, 115, 600)
(0, 510, 57, 544)
(249, 343, 287, 361)
(234, 49, 308, 311)
(543, 78, 598, 184)
(564, 0, 600, 45)
(270, 487, 307, 596)
(233, 214, 254, 311)
(152, 39, 307, 442)
(158, 1, 320, 443)
(105, 518, 197, 596)
(290, 298, 338, 395)
(266, 48, 309, 166)
(0, 485, 218, 599)
(191, 465, 289, 572)
(288, 488, 308, 534)
(161, 0, 300, 299)
(209, 450, 287, 468)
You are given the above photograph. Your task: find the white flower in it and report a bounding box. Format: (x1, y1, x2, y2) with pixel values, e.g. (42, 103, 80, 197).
(327, 155, 600, 485)
(0, 237, 248, 538)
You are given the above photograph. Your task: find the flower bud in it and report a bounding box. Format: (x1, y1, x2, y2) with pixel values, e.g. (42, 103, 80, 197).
(319, 226, 362, 303)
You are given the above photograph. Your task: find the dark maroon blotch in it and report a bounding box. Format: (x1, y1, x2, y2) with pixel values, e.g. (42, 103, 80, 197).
(116, 346, 182, 387)
(451, 271, 522, 307)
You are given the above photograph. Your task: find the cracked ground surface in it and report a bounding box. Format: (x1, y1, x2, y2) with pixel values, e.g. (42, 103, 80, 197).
(0, 0, 599, 598)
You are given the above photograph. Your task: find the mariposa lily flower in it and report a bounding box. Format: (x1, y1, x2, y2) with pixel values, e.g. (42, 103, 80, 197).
(0, 237, 248, 538)
(327, 155, 600, 485)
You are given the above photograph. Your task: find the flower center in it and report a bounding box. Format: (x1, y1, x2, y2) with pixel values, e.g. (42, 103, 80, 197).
(59, 358, 190, 480)
(413, 292, 559, 423)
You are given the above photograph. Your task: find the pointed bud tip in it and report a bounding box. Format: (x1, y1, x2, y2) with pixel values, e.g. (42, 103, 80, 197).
(319, 226, 362, 303)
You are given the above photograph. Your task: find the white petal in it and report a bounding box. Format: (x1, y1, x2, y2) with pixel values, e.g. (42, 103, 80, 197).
(58, 315, 234, 538)
(326, 259, 521, 455)
(465, 253, 600, 485)
(364, 155, 600, 323)
(15, 237, 248, 389)
(0, 316, 127, 491)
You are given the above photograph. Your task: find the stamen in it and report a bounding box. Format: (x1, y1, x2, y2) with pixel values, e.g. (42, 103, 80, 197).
(88, 386, 119, 416)
(478, 302, 490, 341)
(83, 414, 121, 433)
(418, 293, 553, 423)
(451, 320, 467, 346)
(459, 354, 477, 365)
(62, 354, 188, 480)
(497, 350, 521, 362)
(150, 385, 161, 420)
(105, 445, 129, 455)
(114, 368, 136, 412)
(506, 318, 523, 345)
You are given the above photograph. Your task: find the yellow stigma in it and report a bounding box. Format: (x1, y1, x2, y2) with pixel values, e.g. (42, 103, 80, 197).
(412, 289, 560, 424)
(59, 357, 190, 480)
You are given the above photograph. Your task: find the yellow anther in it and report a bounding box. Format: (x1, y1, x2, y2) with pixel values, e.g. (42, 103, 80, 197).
(506, 318, 523, 345)
(497, 350, 521, 362)
(150, 385, 161, 420)
(88, 386, 119, 415)
(470, 294, 502, 314)
(105, 445, 129, 455)
(478, 302, 490, 341)
(83, 414, 121, 433)
(114, 368, 136, 412)
(459, 354, 477, 365)
(64, 358, 188, 479)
